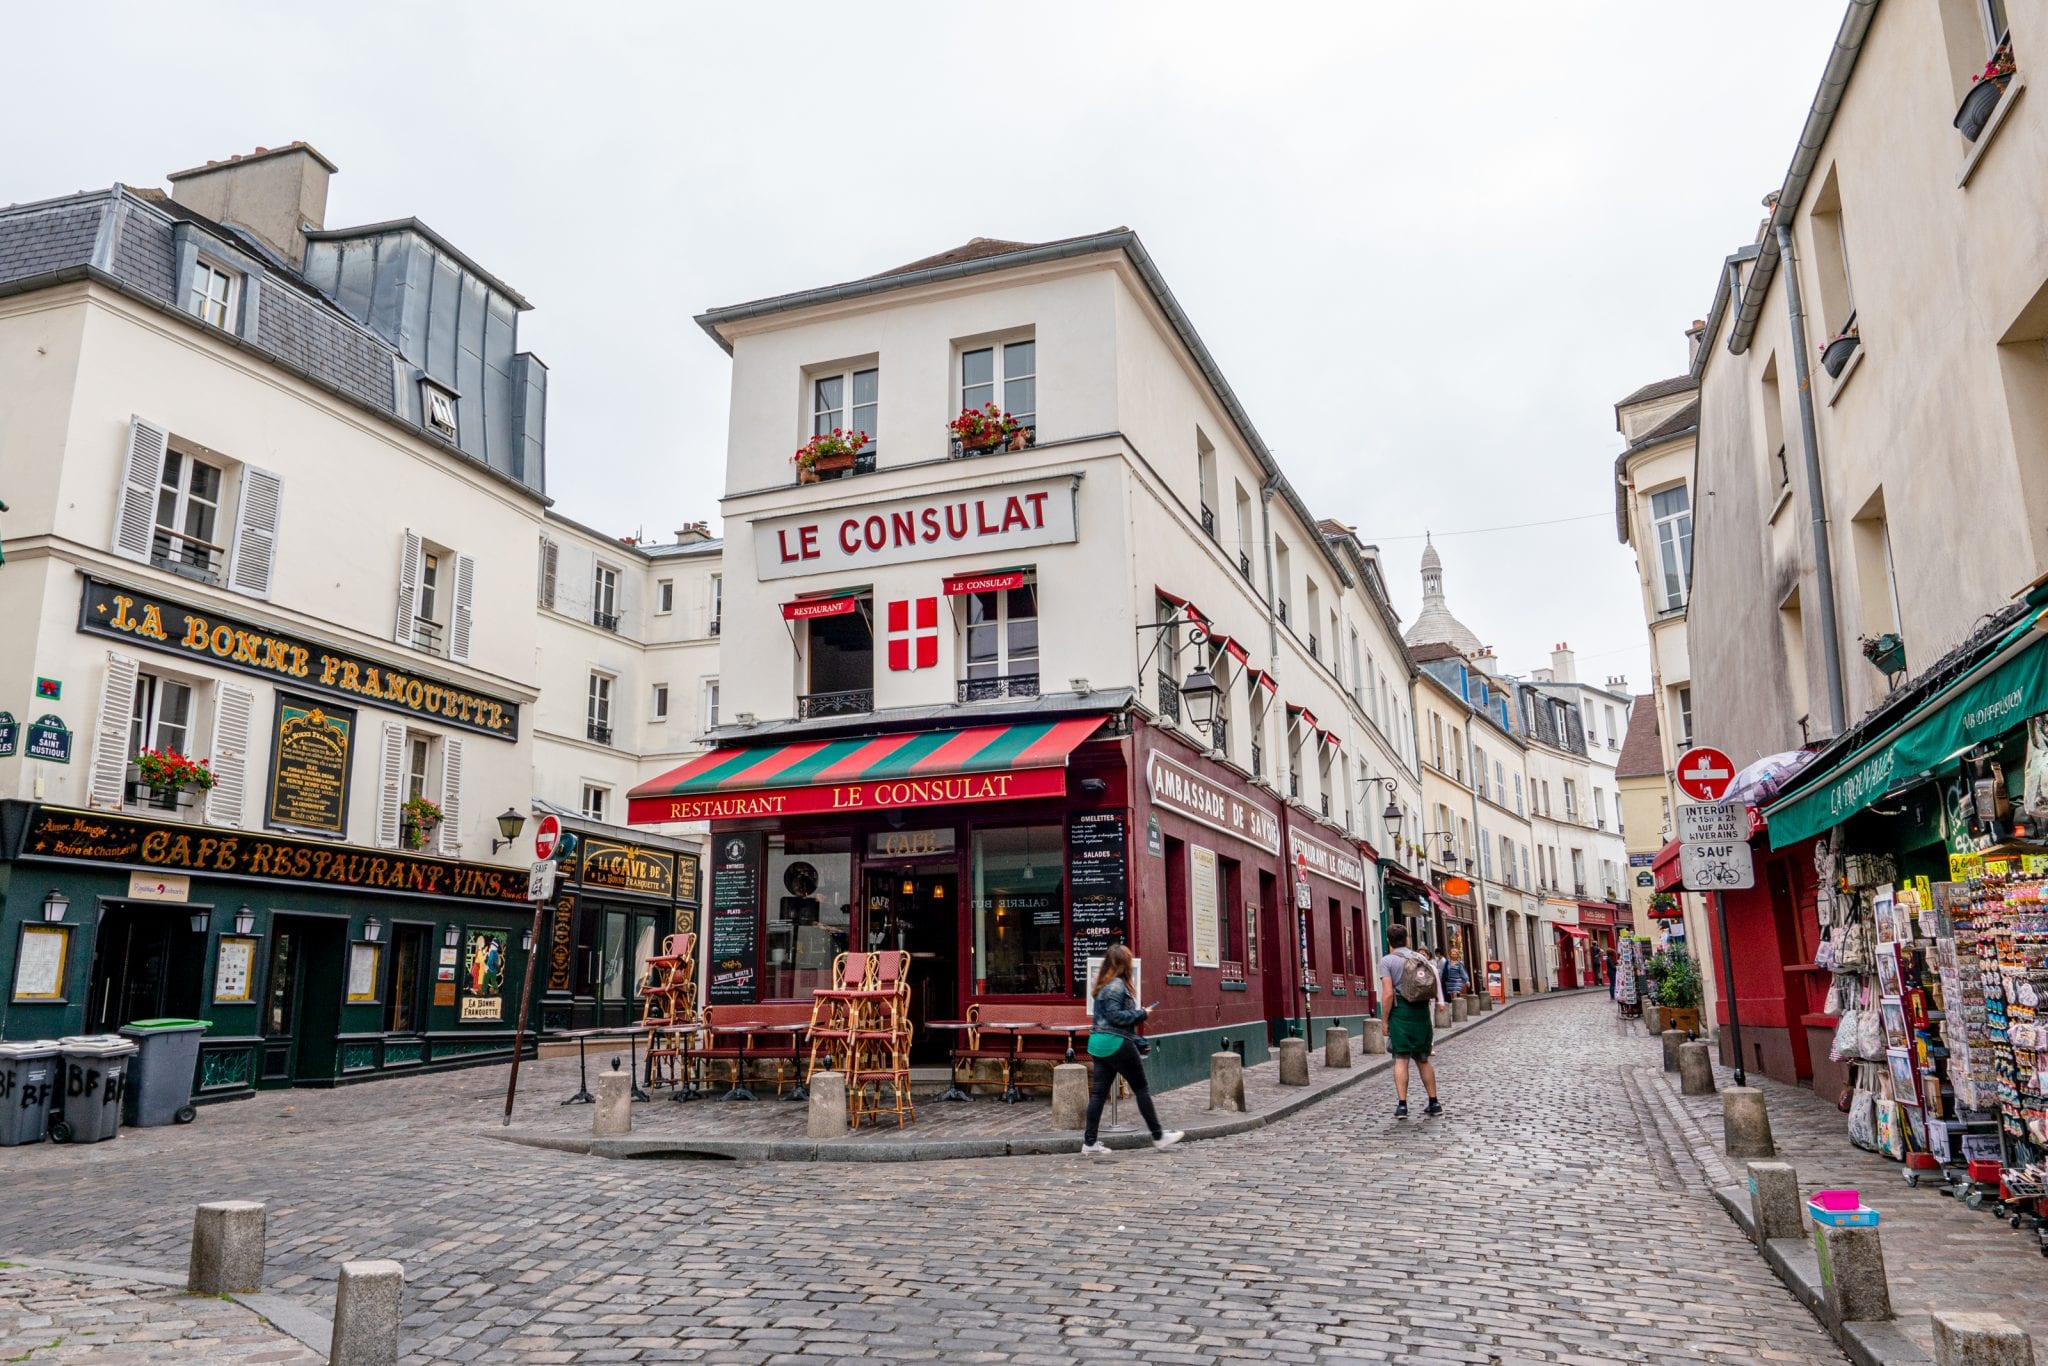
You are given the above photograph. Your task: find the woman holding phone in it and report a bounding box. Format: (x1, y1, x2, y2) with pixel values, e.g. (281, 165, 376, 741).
(1080, 944, 1183, 1154)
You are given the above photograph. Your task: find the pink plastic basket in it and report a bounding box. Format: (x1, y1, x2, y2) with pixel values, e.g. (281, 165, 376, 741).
(1809, 1189, 1861, 1211)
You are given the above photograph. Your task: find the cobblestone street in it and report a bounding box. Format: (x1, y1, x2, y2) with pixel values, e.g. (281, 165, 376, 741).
(0, 993, 1846, 1363)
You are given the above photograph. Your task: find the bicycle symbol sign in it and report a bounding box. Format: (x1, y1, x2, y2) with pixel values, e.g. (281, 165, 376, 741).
(1679, 840, 1754, 891)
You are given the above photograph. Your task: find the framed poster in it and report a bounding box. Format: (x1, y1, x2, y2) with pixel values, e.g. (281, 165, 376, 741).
(1880, 998, 1909, 1049)
(265, 695, 355, 837)
(460, 929, 506, 1021)
(1875, 942, 1904, 997)
(346, 943, 383, 1004)
(1189, 844, 1220, 969)
(213, 936, 257, 1003)
(11, 924, 71, 1002)
(1886, 1046, 1918, 1099)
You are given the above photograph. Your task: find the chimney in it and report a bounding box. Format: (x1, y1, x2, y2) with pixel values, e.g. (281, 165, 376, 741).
(675, 521, 713, 544)
(1685, 318, 1706, 366)
(1471, 646, 1500, 678)
(167, 143, 336, 269)
(1606, 673, 1628, 690)
(1550, 642, 1577, 683)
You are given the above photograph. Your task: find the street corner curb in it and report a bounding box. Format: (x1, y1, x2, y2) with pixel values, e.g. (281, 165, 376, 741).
(231, 1289, 336, 1356)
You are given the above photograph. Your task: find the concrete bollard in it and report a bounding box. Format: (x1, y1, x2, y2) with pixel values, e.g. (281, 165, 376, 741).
(1277, 1036, 1310, 1086)
(1475, 991, 1492, 1013)
(1746, 1161, 1803, 1245)
(593, 1070, 632, 1136)
(1358, 1017, 1386, 1054)
(1324, 1026, 1352, 1069)
(1050, 1063, 1089, 1130)
(1815, 1223, 1891, 1325)
(1679, 1040, 1717, 1096)
(1661, 1029, 1686, 1072)
(1433, 1003, 1453, 1029)
(1931, 1311, 2038, 1366)
(329, 1259, 404, 1366)
(1723, 1086, 1776, 1159)
(1208, 1051, 1246, 1112)
(1450, 997, 1468, 1023)
(187, 1201, 266, 1295)
(806, 1070, 848, 1138)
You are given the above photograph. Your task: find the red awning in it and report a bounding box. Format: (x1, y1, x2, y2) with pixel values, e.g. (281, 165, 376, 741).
(1247, 668, 1279, 694)
(943, 569, 1027, 596)
(782, 594, 858, 622)
(1208, 633, 1250, 666)
(1154, 586, 1206, 624)
(1319, 728, 1342, 749)
(1555, 924, 1591, 940)
(1286, 703, 1318, 729)
(1652, 838, 1684, 892)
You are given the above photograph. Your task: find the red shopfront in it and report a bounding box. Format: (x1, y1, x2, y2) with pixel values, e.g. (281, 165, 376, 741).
(1577, 902, 1617, 983)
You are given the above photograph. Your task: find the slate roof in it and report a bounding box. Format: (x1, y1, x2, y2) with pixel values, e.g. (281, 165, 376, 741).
(1614, 694, 1665, 778)
(1616, 374, 1697, 408)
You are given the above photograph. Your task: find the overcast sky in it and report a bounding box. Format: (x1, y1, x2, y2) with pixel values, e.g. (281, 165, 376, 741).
(7, 2, 1849, 696)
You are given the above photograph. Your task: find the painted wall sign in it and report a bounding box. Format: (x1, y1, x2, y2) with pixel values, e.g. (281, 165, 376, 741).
(754, 476, 1079, 580)
(25, 714, 71, 763)
(265, 695, 354, 837)
(1288, 829, 1366, 890)
(460, 929, 506, 1021)
(943, 570, 1027, 595)
(867, 827, 957, 859)
(780, 595, 857, 621)
(35, 678, 61, 700)
(21, 805, 532, 905)
(630, 766, 1063, 824)
(545, 848, 579, 995)
(78, 578, 520, 740)
(707, 832, 763, 1003)
(1068, 811, 1128, 993)
(0, 712, 15, 757)
(1144, 750, 1281, 854)
(578, 838, 677, 899)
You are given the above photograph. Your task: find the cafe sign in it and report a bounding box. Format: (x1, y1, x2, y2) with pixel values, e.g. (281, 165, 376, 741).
(630, 767, 1064, 824)
(578, 838, 678, 899)
(1144, 750, 1281, 854)
(78, 577, 520, 740)
(753, 475, 1079, 581)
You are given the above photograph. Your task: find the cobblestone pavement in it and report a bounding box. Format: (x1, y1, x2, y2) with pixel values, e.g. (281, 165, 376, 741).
(0, 994, 1844, 1363)
(0, 1263, 320, 1363)
(1652, 1047, 2048, 1359)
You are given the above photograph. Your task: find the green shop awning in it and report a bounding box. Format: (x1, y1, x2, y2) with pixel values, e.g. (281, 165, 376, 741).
(1764, 607, 2048, 847)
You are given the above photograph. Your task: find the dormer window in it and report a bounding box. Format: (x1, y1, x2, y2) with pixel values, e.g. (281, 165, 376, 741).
(423, 385, 459, 441)
(188, 260, 240, 330)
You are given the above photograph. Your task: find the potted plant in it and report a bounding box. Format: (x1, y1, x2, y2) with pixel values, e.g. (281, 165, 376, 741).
(1657, 946, 1705, 1036)
(129, 749, 215, 809)
(792, 428, 869, 484)
(1955, 40, 2016, 142)
(1861, 632, 1906, 677)
(401, 795, 445, 851)
(1820, 321, 1860, 378)
(948, 402, 1030, 456)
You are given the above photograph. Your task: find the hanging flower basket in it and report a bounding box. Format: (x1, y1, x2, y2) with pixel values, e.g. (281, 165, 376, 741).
(1820, 326, 1860, 378)
(401, 795, 444, 850)
(1955, 44, 2016, 141)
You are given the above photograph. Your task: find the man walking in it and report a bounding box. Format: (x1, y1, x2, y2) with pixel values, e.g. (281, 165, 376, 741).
(1379, 925, 1442, 1119)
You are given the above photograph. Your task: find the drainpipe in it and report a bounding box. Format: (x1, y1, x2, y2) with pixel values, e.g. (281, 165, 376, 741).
(1775, 223, 1848, 736)
(1258, 476, 1282, 658)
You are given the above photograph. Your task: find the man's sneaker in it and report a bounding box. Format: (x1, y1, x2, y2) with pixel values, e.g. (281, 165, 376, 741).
(1424, 1098, 1443, 1117)
(1080, 1141, 1111, 1155)
(1394, 1100, 1409, 1119)
(1154, 1130, 1184, 1149)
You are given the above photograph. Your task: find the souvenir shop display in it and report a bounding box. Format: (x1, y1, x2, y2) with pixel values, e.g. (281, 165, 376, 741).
(1614, 936, 1642, 1017)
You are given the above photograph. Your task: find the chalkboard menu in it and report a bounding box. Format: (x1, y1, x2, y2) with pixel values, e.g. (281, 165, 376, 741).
(1068, 811, 1128, 992)
(707, 832, 763, 1002)
(265, 695, 354, 836)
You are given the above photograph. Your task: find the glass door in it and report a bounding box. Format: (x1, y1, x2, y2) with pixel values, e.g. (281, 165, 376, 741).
(861, 866, 957, 1062)
(259, 925, 300, 1085)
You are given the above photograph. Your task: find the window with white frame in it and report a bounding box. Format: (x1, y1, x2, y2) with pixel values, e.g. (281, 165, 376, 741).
(581, 784, 609, 822)
(964, 578, 1039, 691)
(656, 579, 674, 615)
(152, 446, 226, 577)
(1513, 772, 1524, 813)
(1676, 686, 1694, 749)
(651, 683, 669, 721)
(128, 673, 197, 809)
(703, 679, 721, 732)
(587, 673, 614, 745)
(1651, 486, 1693, 611)
(813, 366, 879, 446)
(960, 339, 1035, 431)
(708, 575, 723, 635)
(405, 733, 435, 802)
(422, 384, 458, 440)
(592, 563, 619, 631)
(414, 549, 442, 653)
(1594, 787, 1608, 827)
(188, 259, 239, 330)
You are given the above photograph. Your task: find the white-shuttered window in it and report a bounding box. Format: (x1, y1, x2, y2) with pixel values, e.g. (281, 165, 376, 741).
(703, 679, 720, 732)
(395, 531, 473, 661)
(153, 449, 223, 578)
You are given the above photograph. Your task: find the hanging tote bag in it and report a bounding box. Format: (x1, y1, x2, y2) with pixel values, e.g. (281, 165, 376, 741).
(1847, 1063, 1881, 1151)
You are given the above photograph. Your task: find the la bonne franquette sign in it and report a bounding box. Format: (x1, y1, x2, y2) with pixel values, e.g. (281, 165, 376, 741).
(753, 476, 1079, 580)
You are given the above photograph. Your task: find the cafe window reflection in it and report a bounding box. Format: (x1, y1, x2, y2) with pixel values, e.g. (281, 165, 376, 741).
(766, 835, 852, 999)
(972, 825, 1064, 996)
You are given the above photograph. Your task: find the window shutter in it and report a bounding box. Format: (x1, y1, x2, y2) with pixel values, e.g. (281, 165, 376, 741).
(377, 722, 406, 848)
(449, 552, 476, 662)
(437, 736, 464, 855)
(204, 683, 256, 828)
(88, 651, 141, 809)
(113, 418, 167, 563)
(227, 466, 282, 598)
(537, 536, 558, 608)
(393, 530, 421, 645)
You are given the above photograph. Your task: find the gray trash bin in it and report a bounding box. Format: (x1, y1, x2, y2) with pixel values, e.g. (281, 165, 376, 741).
(0, 1041, 62, 1146)
(118, 1018, 210, 1127)
(53, 1035, 138, 1144)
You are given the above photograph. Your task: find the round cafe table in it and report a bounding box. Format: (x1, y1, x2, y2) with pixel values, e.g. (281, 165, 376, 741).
(976, 1021, 1044, 1104)
(711, 1021, 767, 1101)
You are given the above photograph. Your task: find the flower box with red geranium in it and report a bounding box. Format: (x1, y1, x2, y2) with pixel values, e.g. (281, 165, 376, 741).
(948, 403, 1031, 456)
(792, 429, 869, 484)
(1956, 40, 2016, 142)
(129, 749, 215, 811)
(400, 795, 445, 850)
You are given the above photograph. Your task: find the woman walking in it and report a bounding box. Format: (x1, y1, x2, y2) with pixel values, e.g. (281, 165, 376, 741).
(1080, 945, 1183, 1154)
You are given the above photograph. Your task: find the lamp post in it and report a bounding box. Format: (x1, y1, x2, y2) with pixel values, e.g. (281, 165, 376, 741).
(1133, 617, 1227, 748)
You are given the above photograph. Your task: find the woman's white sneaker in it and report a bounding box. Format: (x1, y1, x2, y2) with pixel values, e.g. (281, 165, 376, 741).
(1080, 1141, 1111, 1155)
(1153, 1130, 1184, 1149)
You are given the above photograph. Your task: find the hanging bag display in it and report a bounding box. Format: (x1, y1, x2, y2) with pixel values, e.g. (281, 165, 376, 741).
(1846, 1062, 1880, 1151)
(1831, 1009, 1861, 1063)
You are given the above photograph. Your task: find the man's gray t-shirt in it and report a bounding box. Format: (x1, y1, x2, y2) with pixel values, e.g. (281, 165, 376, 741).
(1379, 949, 1439, 1005)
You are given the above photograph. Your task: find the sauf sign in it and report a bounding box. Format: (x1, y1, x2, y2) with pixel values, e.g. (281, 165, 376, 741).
(754, 476, 1079, 581)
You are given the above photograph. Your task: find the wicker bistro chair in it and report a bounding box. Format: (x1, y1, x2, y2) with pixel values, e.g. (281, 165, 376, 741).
(847, 951, 914, 1128)
(804, 951, 874, 1083)
(640, 932, 698, 1089)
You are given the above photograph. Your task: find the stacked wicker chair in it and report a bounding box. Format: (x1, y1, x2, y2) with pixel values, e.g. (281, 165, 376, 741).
(640, 933, 698, 1090)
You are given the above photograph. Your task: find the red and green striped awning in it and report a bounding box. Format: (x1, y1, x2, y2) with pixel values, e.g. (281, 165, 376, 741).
(627, 716, 1106, 824)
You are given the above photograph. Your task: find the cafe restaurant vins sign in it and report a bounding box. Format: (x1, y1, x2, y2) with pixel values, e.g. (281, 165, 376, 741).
(754, 475, 1079, 581)
(78, 578, 518, 740)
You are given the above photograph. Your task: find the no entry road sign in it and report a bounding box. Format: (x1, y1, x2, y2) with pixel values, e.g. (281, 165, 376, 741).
(1675, 746, 1736, 803)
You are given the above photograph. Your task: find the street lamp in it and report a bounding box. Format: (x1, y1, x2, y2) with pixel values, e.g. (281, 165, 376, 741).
(364, 916, 382, 942)
(444, 923, 462, 951)
(41, 889, 69, 923)
(491, 807, 528, 855)
(233, 906, 256, 936)
(1178, 664, 1222, 735)
(1361, 775, 1403, 843)
(189, 908, 210, 935)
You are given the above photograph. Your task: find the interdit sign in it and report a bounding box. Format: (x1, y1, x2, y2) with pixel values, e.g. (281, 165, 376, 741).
(753, 476, 1079, 581)
(1145, 751, 1281, 854)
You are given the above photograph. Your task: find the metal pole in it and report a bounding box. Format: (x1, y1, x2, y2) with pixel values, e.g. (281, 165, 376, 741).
(1712, 890, 1746, 1087)
(501, 897, 549, 1126)
(1774, 223, 1847, 736)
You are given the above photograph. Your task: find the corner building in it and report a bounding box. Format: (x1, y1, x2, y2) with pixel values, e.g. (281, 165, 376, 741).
(630, 233, 1426, 1087)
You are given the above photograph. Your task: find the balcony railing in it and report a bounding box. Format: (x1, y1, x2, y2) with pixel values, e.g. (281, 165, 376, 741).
(1319, 794, 1331, 819)
(125, 778, 194, 813)
(708, 618, 722, 637)
(1209, 716, 1227, 754)
(592, 610, 620, 633)
(1308, 634, 1319, 660)
(151, 533, 223, 584)
(1276, 600, 1289, 625)
(410, 617, 444, 656)
(1220, 960, 1246, 987)
(798, 688, 873, 719)
(1250, 742, 1263, 778)
(1238, 550, 1252, 581)
(959, 673, 1040, 703)
(1573, 881, 1587, 898)
(949, 427, 1037, 459)
(809, 450, 878, 481)
(1288, 772, 1301, 799)
(1156, 673, 1181, 723)
(586, 721, 613, 746)
(1166, 951, 1190, 979)
(1200, 504, 1216, 538)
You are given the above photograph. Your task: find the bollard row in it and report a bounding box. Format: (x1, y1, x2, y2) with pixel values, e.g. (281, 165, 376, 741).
(187, 1201, 405, 1364)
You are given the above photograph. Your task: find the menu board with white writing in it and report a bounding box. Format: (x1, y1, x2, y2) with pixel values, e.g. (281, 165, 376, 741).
(1190, 844, 1219, 968)
(708, 832, 763, 1003)
(1069, 812, 1128, 993)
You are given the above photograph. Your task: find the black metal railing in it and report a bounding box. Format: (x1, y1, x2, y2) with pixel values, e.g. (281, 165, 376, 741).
(1250, 742, 1263, 778)
(150, 535, 222, 583)
(1155, 673, 1181, 722)
(592, 610, 619, 633)
(1200, 504, 1216, 538)
(1573, 881, 1587, 898)
(949, 427, 1037, 459)
(125, 778, 193, 813)
(586, 721, 613, 746)
(1276, 600, 1289, 624)
(708, 618, 721, 637)
(1319, 794, 1331, 819)
(959, 673, 1041, 703)
(811, 450, 878, 481)
(798, 688, 873, 719)
(1288, 773, 1301, 799)
(410, 617, 444, 655)
(1210, 717, 1227, 753)
(1238, 551, 1252, 581)
(1308, 634, 1319, 660)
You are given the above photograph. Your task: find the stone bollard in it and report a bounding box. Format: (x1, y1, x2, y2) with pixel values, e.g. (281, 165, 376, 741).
(1051, 1063, 1089, 1130)
(1209, 1051, 1246, 1112)
(329, 1259, 404, 1366)
(593, 1070, 632, 1137)
(187, 1201, 266, 1295)
(1746, 1161, 1803, 1244)
(1679, 1041, 1717, 1096)
(1475, 991, 1491, 1013)
(1358, 1017, 1386, 1054)
(806, 1070, 848, 1138)
(1433, 1003, 1453, 1029)
(1815, 1223, 1891, 1325)
(1451, 996, 1468, 1023)
(1661, 1029, 1686, 1072)
(1277, 1036, 1310, 1086)
(1324, 1026, 1352, 1069)
(1931, 1311, 2038, 1366)
(1723, 1087, 1776, 1159)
